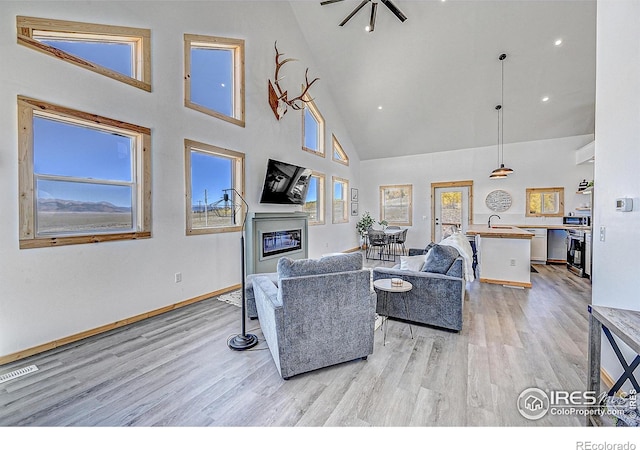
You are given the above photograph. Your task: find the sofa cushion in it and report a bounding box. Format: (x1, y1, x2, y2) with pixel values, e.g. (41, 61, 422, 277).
(424, 241, 436, 254)
(277, 252, 363, 279)
(422, 244, 460, 274)
(399, 254, 426, 271)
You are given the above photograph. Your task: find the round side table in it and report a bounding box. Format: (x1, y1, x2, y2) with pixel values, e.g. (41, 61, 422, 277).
(373, 278, 414, 345)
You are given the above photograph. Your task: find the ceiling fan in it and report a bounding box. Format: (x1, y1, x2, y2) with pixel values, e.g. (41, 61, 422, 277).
(320, 0, 407, 32)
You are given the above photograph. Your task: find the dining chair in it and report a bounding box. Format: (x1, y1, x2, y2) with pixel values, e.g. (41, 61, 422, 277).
(366, 229, 392, 261)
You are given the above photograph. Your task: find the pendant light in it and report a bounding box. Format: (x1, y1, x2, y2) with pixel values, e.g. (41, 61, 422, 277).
(490, 105, 507, 178)
(489, 53, 514, 178)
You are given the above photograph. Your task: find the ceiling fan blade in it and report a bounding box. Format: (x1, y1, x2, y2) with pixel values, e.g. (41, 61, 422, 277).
(320, 0, 345, 5)
(381, 0, 407, 22)
(369, 2, 378, 32)
(339, 0, 370, 26)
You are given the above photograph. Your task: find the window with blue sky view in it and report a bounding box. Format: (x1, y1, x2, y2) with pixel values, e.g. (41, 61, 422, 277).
(18, 17, 151, 91)
(33, 115, 136, 235)
(185, 139, 245, 234)
(304, 108, 319, 151)
(333, 177, 348, 223)
(35, 38, 134, 78)
(303, 174, 324, 224)
(190, 47, 233, 118)
(302, 98, 324, 156)
(184, 34, 244, 126)
(190, 150, 234, 229)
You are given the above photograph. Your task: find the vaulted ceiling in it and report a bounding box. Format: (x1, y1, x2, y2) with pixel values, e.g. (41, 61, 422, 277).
(289, 0, 596, 160)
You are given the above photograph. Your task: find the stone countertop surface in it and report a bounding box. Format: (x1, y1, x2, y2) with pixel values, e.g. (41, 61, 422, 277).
(466, 224, 534, 239)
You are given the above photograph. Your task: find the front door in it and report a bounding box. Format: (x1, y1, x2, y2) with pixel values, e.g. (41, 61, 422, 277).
(432, 181, 472, 242)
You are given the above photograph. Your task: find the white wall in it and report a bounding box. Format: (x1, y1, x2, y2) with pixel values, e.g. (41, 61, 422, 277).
(0, 1, 362, 358)
(593, 0, 640, 382)
(360, 134, 595, 250)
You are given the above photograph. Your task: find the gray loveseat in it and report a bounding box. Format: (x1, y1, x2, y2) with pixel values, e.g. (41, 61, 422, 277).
(372, 245, 465, 332)
(251, 253, 376, 379)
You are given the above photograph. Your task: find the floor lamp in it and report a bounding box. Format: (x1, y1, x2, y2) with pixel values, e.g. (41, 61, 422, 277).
(223, 188, 259, 351)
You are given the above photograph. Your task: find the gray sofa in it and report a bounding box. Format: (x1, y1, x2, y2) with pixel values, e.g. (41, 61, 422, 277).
(251, 253, 376, 379)
(246, 272, 277, 320)
(372, 245, 465, 332)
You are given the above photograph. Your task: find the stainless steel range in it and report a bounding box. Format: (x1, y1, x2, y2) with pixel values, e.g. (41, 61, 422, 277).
(567, 228, 586, 277)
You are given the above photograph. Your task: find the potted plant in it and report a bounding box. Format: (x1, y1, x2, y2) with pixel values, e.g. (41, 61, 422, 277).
(355, 211, 374, 249)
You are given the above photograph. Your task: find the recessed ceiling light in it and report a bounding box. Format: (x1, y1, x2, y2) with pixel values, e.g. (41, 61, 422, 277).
(555, 39, 563, 46)
(377, 105, 383, 110)
(542, 96, 550, 102)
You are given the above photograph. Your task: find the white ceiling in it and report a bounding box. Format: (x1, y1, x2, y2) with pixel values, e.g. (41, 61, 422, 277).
(288, 0, 596, 160)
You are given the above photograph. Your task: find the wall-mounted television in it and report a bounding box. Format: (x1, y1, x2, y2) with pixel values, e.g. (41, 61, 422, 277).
(260, 159, 312, 205)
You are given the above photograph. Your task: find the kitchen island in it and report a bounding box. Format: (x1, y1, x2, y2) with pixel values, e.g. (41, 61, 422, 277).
(467, 225, 534, 288)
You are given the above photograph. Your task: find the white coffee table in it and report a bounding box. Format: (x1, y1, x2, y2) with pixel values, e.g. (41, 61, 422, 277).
(373, 278, 414, 345)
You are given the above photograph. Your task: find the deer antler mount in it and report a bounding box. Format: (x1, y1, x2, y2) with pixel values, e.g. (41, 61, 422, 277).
(268, 42, 319, 120)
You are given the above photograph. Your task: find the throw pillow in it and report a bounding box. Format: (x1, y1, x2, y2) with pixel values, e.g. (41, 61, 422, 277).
(277, 252, 362, 279)
(422, 244, 460, 274)
(399, 254, 426, 271)
(424, 241, 436, 254)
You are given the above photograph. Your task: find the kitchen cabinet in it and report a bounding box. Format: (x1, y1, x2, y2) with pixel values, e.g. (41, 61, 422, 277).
(524, 228, 547, 264)
(467, 225, 532, 288)
(547, 229, 568, 263)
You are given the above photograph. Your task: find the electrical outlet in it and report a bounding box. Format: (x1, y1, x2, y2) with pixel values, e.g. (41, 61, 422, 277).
(175, 272, 182, 283)
(600, 226, 606, 242)
(510, 259, 516, 266)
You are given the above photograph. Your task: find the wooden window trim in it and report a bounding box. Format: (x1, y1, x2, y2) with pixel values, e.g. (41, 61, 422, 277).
(526, 187, 565, 217)
(184, 34, 245, 127)
(331, 134, 349, 166)
(302, 95, 325, 157)
(380, 184, 414, 226)
(17, 16, 151, 92)
(306, 171, 325, 226)
(184, 139, 245, 235)
(18, 96, 152, 249)
(332, 176, 349, 224)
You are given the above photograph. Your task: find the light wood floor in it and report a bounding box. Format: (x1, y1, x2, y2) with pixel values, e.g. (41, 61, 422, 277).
(0, 256, 593, 426)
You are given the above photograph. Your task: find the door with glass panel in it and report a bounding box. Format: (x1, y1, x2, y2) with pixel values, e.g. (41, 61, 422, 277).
(432, 181, 472, 243)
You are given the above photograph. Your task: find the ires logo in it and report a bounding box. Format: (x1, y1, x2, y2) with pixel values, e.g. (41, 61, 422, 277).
(517, 388, 609, 420)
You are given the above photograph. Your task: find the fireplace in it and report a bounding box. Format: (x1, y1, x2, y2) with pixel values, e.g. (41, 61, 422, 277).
(245, 212, 309, 274)
(262, 229, 302, 258)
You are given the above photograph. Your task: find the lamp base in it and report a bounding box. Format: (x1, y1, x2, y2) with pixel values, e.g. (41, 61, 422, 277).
(228, 333, 259, 351)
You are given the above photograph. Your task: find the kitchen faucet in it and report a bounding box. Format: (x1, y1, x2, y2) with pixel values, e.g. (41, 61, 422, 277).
(488, 214, 501, 228)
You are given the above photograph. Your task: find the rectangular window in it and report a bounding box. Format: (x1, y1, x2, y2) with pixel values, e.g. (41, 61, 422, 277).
(17, 16, 151, 91)
(185, 34, 245, 127)
(18, 96, 151, 249)
(302, 96, 325, 157)
(380, 184, 413, 226)
(526, 187, 564, 217)
(304, 172, 325, 225)
(332, 176, 349, 224)
(185, 139, 245, 235)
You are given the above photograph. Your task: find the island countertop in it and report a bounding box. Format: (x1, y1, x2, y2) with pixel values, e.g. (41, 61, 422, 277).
(466, 224, 534, 239)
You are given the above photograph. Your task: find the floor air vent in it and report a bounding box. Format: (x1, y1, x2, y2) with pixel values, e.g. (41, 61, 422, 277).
(0, 365, 39, 384)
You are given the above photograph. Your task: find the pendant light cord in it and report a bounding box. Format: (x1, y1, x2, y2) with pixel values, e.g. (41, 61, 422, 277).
(500, 54, 505, 166)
